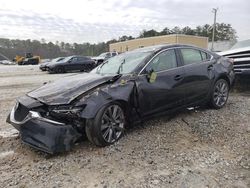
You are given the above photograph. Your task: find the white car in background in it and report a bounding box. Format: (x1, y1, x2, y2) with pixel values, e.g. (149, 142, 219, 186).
(92, 51, 118, 66)
(0, 60, 15, 65)
(218, 39, 250, 75)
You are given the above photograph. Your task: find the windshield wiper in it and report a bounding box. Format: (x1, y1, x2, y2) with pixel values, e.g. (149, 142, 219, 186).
(117, 59, 125, 74)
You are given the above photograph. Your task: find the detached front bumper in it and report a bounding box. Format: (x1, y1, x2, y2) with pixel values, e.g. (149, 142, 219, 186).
(7, 103, 81, 154)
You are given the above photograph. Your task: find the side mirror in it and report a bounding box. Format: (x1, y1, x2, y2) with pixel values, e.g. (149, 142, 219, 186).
(147, 69, 157, 83)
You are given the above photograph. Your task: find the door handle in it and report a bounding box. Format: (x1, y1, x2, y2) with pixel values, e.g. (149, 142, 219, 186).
(174, 75, 183, 81)
(207, 65, 213, 71)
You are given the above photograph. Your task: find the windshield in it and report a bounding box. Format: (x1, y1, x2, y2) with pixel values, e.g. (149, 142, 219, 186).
(98, 53, 108, 57)
(231, 39, 250, 49)
(91, 51, 152, 74)
(59, 56, 73, 63)
(52, 57, 64, 62)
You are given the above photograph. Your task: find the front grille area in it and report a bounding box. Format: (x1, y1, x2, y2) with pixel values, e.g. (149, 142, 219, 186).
(14, 102, 30, 122)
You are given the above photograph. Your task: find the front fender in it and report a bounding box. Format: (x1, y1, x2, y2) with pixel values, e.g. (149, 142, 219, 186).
(78, 81, 136, 119)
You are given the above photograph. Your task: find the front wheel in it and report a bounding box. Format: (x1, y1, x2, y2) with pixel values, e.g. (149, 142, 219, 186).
(56, 66, 65, 74)
(85, 103, 125, 146)
(210, 79, 229, 109)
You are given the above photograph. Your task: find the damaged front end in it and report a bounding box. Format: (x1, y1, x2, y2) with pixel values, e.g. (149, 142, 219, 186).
(6, 73, 138, 154)
(7, 95, 82, 154)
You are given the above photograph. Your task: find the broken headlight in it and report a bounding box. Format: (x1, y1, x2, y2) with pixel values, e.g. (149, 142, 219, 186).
(51, 105, 86, 116)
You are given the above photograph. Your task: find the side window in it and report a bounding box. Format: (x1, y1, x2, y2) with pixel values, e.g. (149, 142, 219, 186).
(180, 48, 202, 65)
(146, 50, 177, 72)
(201, 51, 212, 61)
(80, 57, 88, 61)
(200, 51, 207, 60)
(71, 57, 78, 62)
(112, 52, 117, 56)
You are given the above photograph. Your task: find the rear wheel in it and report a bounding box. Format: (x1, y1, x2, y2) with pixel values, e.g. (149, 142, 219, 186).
(85, 103, 125, 146)
(210, 79, 229, 109)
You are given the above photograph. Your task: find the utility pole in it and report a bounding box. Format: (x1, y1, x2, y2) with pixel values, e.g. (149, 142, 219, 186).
(211, 8, 218, 51)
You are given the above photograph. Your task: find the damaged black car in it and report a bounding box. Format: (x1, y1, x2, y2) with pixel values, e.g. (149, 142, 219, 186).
(7, 44, 235, 154)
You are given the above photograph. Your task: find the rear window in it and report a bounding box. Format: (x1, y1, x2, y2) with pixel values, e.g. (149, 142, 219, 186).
(180, 48, 202, 65)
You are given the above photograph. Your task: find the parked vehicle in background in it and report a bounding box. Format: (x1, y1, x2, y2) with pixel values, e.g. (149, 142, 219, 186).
(92, 51, 118, 66)
(7, 44, 235, 154)
(0, 60, 15, 65)
(47, 56, 95, 73)
(14, 53, 41, 65)
(39, 57, 65, 71)
(218, 39, 250, 75)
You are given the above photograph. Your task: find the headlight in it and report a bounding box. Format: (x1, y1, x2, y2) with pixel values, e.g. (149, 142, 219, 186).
(51, 105, 85, 115)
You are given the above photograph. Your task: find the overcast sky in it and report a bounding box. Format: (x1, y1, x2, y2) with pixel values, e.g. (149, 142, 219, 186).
(0, 0, 249, 43)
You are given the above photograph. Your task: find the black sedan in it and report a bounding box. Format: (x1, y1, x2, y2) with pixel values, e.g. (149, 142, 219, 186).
(47, 56, 95, 73)
(39, 57, 65, 71)
(7, 44, 235, 154)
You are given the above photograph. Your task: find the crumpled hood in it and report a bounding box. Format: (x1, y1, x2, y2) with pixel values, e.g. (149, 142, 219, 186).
(28, 73, 116, 105)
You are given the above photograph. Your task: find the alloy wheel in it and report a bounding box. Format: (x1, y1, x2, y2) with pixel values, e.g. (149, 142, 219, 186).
(213, 80, 229, 107)
(100, 104, 125, 143)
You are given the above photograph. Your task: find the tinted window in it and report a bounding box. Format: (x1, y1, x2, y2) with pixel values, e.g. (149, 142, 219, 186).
(146, 50, 177, 72)
(71, 57, 78, 62)
(79, 57, 88, 61)
(112, 52, 117, 56)
(200, 51, 211, 61)
(180, 48, 202, 65)
(200, 51, 207, 60)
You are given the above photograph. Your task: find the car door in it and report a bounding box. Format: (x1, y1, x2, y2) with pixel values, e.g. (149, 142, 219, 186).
(136, 49, 186, 117)
(64, 57, 78, 71)
(78, 57, 93, 71)
(74, 57, 85, 70)
(177, 48, 215, 104)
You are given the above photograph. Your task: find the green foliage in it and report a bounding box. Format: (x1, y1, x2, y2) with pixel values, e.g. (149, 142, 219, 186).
(139, 23, 237, 42)
(0, 23, 237, 60)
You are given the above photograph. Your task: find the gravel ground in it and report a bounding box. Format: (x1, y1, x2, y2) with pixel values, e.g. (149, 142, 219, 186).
(0, 65, 249, 188)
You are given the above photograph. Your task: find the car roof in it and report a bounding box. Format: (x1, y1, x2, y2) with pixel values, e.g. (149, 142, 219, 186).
(132, 44, 202, 53)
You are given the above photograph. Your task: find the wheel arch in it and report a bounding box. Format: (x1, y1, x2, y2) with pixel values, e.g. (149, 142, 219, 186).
(216, 74, 231, 89)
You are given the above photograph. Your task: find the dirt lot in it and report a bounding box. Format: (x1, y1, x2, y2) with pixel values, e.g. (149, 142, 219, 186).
(0, 65, 249, 188)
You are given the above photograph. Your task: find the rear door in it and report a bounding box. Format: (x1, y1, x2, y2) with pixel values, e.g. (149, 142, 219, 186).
(177, 48, 215, 104)
(78, 57, 94, 71)
(136, 49, 186, 117)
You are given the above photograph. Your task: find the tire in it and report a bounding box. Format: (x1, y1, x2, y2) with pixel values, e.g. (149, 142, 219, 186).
(85, 102, 126, 147)
(56, 66, 65, 73)
(210, 79, 229, 109)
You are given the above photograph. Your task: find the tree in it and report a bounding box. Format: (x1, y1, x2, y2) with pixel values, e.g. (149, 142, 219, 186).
(171, 26, 181, 34)
(139, 29, 159, 38)
(160, 27, 172, 35)
(118, 35, 134, 42)
(214, 23, 237, 42)
(0, 22, 237, 60)
(181, 26, 196, 35)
